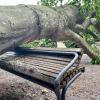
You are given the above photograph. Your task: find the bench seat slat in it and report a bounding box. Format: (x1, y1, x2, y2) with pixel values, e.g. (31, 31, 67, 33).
(9, 60, 60, 75)
(0, 47, 83, 86)
(31, 55, 72, 62)
(9, 57, 66, 70)
(29, 56, 80, 64)
(8, 56, 79, 73)
(5, 59, 58, 78)
(21, 61, 63, 71)
(5, 54, 79, 69)
(0, 60, 56, 84)
(3, 54, 73, 66)
(21, 57, 67, 68)
(17, 59, 78, 72)
(24, 56, 69, 65)
(24, 57, 79, 68)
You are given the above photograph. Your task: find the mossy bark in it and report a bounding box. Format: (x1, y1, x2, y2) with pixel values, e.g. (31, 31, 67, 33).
(0, 4, 99, 59)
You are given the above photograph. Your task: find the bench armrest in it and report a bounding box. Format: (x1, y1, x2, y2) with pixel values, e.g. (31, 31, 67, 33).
(54, 52, 80, 85)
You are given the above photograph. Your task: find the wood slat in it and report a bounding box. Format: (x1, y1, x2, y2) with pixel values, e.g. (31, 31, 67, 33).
(21, 58, 66, 68)
(28, 55, 72, 64)
(0, 47, 82, 85)
(8, 56, 79, 70)
(0, 60, 55, 84)
(7, 60, 58, 77)
(31, 55, 71, 62)
(3, 54, 80, 68)
(1, 52, 73, 64)
(10, 57, 65, 69)
(1, 53, 79, 72)
(9, 60, 60, 74)
(8, 57, 79, 76)
(28, 55, 80, 65)
(21, 61, 63, 72)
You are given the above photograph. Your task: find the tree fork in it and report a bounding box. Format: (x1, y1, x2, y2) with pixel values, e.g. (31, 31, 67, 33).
(0, 4, 99, 59)
(65, 30, 99, 59)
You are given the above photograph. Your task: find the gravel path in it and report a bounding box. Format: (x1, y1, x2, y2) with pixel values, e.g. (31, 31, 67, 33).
(66, 64, 100, 100)
(0, 54, 100, 100)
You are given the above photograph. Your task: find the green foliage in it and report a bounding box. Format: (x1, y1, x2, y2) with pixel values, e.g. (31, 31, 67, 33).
(34, 0, 100, 49)
(38, 0, 58, 7)
(64, 40, 78, 48)
(67, 0, 100, 49)
(95, 1, 100, 19)
(67, 0, 100, 19)
(22, 39, 56, 48)
(80, 32, 96, 44)
(38, 0, 64, 7)
(91, 43, 100, 54)
(67, 0, 81, 6)
(91, 44, 100, 64)
(91, 57, 100, 64)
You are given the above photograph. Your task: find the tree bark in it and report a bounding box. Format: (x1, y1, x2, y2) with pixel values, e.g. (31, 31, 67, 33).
(0, 4, 99, 59)
(64, 29, 98, 59)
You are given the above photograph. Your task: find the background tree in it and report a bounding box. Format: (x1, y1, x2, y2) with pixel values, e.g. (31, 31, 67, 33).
(32, 0, 99, 50)
(19, 0, 99, 61)
(38, 0, 100, 43)
(38, 0, 58, 7)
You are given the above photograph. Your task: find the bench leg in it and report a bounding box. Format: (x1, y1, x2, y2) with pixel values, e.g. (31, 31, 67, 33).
(55, 87, 67, 100)
(55, 87, 62, 100)
(61, 86, 67, 100)
(55, 85, 67, 100)
(61, 72, 82, 100)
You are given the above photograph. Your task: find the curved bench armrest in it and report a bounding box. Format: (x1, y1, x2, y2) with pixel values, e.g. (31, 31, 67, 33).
(55, 52, 79, 85)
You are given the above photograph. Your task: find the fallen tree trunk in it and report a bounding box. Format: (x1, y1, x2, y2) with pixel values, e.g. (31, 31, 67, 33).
(0, 4, 99, 59)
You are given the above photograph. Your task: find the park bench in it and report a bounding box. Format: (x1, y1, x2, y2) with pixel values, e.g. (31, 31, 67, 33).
(0, 47, 85, 100)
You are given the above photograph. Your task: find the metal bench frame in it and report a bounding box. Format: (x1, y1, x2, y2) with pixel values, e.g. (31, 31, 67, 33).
(54, 52, 82, 100)
(0, 47, 84, 100)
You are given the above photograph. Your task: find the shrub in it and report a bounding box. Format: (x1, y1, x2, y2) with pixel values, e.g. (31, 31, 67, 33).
(91, 57, 100, 64)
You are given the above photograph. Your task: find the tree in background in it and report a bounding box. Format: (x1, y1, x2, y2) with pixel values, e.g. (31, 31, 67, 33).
(21, 0, 100, 62)
(38, 0, 100, 48)
(0, 3, 100, 61)
(38, 0, 64, 7)
(38, 0, 58, 7)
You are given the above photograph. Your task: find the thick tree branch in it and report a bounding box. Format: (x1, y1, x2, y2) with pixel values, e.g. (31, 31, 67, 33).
(0, 4, 99, 59)
(64, 29, 99, 59)
(74, 17, 100, 40)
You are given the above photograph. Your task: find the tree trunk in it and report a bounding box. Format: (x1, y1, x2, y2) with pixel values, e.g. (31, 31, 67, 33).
(0, 4, 99, 59)
(64, 29, 98, 59)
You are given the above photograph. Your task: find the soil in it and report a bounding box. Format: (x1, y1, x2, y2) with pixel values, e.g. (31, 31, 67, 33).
(0, 54, 100, 100)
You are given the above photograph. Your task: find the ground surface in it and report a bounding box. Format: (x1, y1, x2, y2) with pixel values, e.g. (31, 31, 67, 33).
(0, 54, 100, 100)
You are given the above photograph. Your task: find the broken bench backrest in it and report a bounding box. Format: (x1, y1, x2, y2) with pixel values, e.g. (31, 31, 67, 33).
(0, 47, 84, 91)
